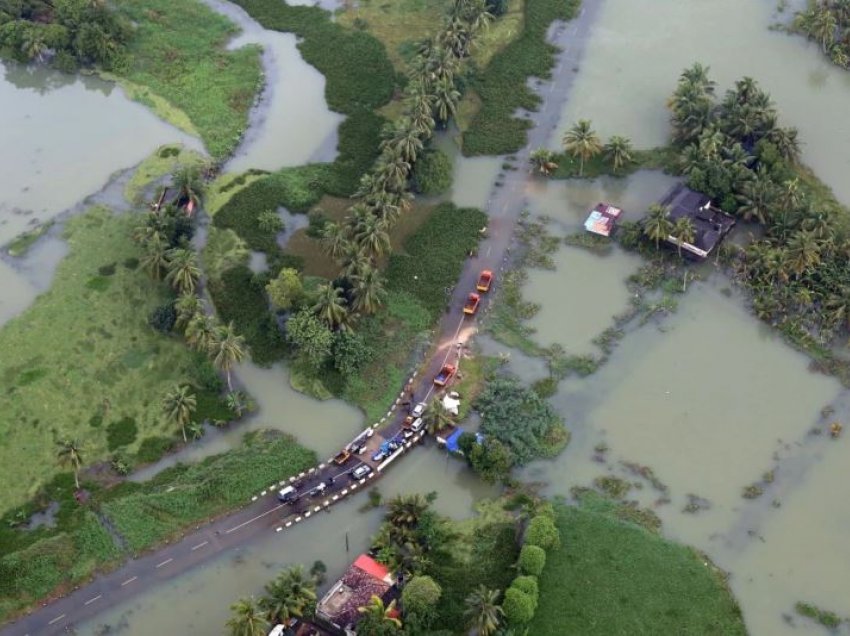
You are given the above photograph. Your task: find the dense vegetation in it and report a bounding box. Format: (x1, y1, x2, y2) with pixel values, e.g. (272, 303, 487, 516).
(530, 497, 746, 635)
(0, 430, 314, 623)
(793, 0, 850, 69)
(462, 0, 581, 155)
(0, 0, 130, 71)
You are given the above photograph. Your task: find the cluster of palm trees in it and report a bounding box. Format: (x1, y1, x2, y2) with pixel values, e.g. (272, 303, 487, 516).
(667, 64, 850, 341)
(309, 0, 493, 334)
(226, 566, 318, 636)
(531, 122, 633, 177)
(642, 204, 696, 256)
(794, 0, 850, 68)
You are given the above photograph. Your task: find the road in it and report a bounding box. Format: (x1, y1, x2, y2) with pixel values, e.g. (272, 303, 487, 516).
(1, 3, 602, 634)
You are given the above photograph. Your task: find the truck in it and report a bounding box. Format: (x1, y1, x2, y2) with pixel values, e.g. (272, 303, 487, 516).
(476, 270, 493, 293)
(434, 364, 456, 387)
(333, 449, 352, 466)
(463, 292, 481, 315)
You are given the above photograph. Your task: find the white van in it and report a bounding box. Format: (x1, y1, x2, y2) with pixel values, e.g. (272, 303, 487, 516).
(277, 486, 297, 504)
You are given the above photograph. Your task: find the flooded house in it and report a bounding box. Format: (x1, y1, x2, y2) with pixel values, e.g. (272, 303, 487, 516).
(656, 183, 736, 259)
(315, 554, 398, 635)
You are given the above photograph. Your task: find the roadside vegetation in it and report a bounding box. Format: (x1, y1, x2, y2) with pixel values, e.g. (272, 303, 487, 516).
(791, 0, 850, 69)
(0, 430, 313, 623)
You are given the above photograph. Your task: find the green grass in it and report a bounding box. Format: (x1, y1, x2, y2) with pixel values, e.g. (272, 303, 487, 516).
(123, 144, 206, 205)
(462, 0, 581, 155)
(0, 207, 211, 514)
(205, 170, 269, 217)
(4, 221, 53, 257)
(101, 430, 315, 551)
(112, 0, 263, 159)
(530, 501, 746, 635)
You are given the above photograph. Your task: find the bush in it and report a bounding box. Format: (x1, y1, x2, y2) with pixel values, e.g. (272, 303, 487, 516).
(106, 417, 138, 451)
(468, 438, 514, 483)
(503, 586, 536, 625)
(135, 436, 176, 464)
(412, 149, 453, 195)
(148, 302, 176, 333)
(402, 575, 442, 614)
(511, 575, 539, 601)
(332, 330, 373, 378)
(518, 544, 546, 576)
(525, 515, 561, 552)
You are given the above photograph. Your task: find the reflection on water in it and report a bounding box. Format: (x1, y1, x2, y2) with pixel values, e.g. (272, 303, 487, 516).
(552, 0, 850, 204)
(78, 447, 495, 635)
(0, 60, 199, 246)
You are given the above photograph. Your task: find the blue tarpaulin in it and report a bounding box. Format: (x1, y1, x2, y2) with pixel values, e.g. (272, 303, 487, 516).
(445, 428, 464, 453)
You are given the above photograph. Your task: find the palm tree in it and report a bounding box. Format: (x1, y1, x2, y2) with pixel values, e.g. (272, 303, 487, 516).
(671, 217, 696, 257)
(464, 585, 504, 636)
(140, 235, 170, 280)
(358, 596, 402, 628)
(312, 283, 349, 330)
(56, 439, 84, 490)
(424, 407, 454, 435)
(320, 222, 350, 260)
(735, 168, 777, 225)
(643, 204, 673, 249)
(529, 148, 558, 176)
(387, 493, 430, 528)
(811, 5, 838, 52)
(562, 119, 602, 176)
(165, 248, 201, 294)
(432, 77, 461, 124)
(354, 215, 391, 258)
(351, 265, 387, 315)
(172, 164, 205, 211)
(340, 243, 371, 279)
(210, 322, 247, 391)
(766, 126, 801, 164)
(367, 191, 403, 226)
(225, 390, 253, 418)
(261, 565, 317, 625)
(383, 119, 425, 164)
(162, 385, 197, 442)
(379, 151, 413, 192)
(786, 230, 822, 277)
(185, 312, 217, 353)
(174, 293, 204, 333)
(226, 597, 269, 636)
(679, 62, 716, 95)
(604, 135, 634, 174)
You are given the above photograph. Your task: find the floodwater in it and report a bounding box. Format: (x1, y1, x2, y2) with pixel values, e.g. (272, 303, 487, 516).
(77, 446, 496, 636)
(553, 0, 850, 204)
(0, 60, 199, 247)
(205, 0, 345, 173)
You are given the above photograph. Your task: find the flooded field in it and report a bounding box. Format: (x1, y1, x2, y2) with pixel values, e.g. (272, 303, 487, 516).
(553, 0, 850, 204)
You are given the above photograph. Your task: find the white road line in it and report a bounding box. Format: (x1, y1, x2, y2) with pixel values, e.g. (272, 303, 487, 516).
(121, 576, 138, 587)
(191, 541, 209, 551)
(84, 595, 102, 606)
(156, 558, 173, 568)
(47, 614, 66, 625)
(224, 503, 284, 534)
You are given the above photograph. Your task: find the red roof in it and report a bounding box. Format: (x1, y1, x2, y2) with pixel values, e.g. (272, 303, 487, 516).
(353, 554, 391, 583)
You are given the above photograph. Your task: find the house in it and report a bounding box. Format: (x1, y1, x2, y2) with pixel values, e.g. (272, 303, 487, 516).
(315, 554, 396, 635)
(584, 202, 623, 237)
(656, 184, 736, 259)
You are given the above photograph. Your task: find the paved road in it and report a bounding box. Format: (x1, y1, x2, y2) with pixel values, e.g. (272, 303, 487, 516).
(2, 4, 602, 635)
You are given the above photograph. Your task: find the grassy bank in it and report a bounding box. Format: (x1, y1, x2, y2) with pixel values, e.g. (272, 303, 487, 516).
(531, 499, 746, 635)
(0, 430, 313, 622)
(462, 0, 581, 155)
(112, 0, 263, 159)
(124, 144, 207, 205)
(0, 207, 227, 514)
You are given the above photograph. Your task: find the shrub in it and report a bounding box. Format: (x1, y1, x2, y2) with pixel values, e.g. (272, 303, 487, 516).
(525, 515, 561, 552)
(257, 210, 284, 233)
(402, 575, 442, 614)
(518, 544, 546, 576)
(412, 149, 453, 195)
(106, 417, 138, 451)
(332, 330, 372, 378)
(511, 575, 539, 601)
(148, 302, 176, 333)
(503, 586, 536, 625)
(468, 438, 514, 483)
(135, 436, 175, 464)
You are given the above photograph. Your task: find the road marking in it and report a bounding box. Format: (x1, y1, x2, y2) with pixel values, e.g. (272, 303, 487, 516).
(121, 576, 138, 587)
(224, 503, 284, 534)
(47, 614, 66, 626)
(191, 541, 209, 551)
(156, 558, 173, 568)
(84, 595, 102, 606)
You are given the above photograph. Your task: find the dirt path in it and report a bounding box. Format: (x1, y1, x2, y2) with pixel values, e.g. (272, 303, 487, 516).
(1, 3, 602, 634)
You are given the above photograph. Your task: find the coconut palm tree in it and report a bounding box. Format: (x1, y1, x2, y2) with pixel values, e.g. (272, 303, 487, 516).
(140, 235, 170, 280)
(172, 164, 205, 211)
(174, 293, 204, 333)
(643, 204, 673, 249)
(210, 322, 246, 391)
(226, 597, 269, 636)
(56, 439, 84, 490)
(387, 493, 430, 528)
(312, 283, 349, 330)
(261, 565, 317, 625)
(671, 217, 696, 257)
(367, 191, 403, 226)
(424, 407, 454, 435)
(432, 77, 461, 124)
(786, 230, 822, 278)
(383, 119, 425, 164)
(378, 150, 413, 193)
(340, 243, 371, 279)
(185, 312, 217, 353)
(529, 148, 558, 176)
(351, 264, 387, 315)
(735, 168, 777, 225)
(354, 215, 391, 258)
(225, 390, 253, 418)
(357, 596, 402, 628)
(464, 585, 504, 636)
(162, 385, 197, 442)
(165, 248, 201, 294)
(811, 5, 838, 52)
(604, 135, 634, 174)
(766, 126, 801, 164)
(320, 222, 350, 261)
(562, 119, 602, 176)
(679, 62, 716, 95)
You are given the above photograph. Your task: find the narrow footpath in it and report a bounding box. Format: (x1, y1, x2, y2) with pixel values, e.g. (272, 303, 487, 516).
(2, 3, 602, 634)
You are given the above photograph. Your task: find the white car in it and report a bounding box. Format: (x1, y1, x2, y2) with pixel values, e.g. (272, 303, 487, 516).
(351, 464, 372, 480)
(412, 402, 428, 417)
(410, 417, 425, 433)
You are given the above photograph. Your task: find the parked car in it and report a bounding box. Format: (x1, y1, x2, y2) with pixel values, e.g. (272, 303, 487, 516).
(309, 482, 328, 497)
(477, 269, 493, 292)
(463, 292, 481, 315)
(410, 417, 425, 433)
(372, 449, 387, 462)
(434, 364, 456, 387)
(351, 464, 372, 480)
(412, 401, 428, 417)
(277, 485, 298, 504)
